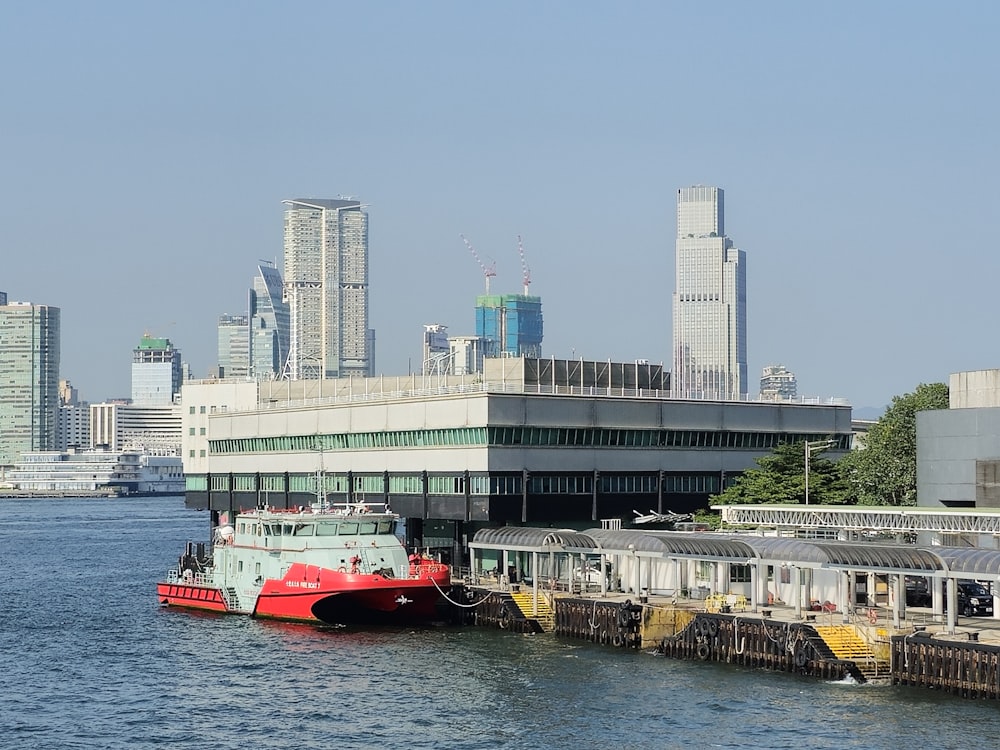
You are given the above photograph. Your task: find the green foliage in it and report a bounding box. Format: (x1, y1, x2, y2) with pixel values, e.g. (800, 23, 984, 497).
(711, 441, 850, 505)
(839, 382, 949, 506)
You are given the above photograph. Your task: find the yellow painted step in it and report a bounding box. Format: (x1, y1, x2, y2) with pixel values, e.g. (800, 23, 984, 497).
(510, 591, 555, 631)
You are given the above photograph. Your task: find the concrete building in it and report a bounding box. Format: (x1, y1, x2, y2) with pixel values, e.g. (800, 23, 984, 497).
(282, 198, 372, 380)
(449, 335, 487, 376)
(671, 186, 747, 401)
(0, 301, 60, 467)
(918, 370, 1000, 530)
(422, 324, 450, 374)
(56, 379, 90, 450)
(90, 402, 183, 455)
(181, 357, 851, 565)
(132, 334, 182, 406)
(760, 364, 798, 401)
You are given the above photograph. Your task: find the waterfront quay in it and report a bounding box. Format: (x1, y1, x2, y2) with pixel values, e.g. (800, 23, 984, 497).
(454, 581, 1000, 698)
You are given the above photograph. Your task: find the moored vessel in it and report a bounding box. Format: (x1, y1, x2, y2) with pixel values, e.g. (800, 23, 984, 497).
(157, 499, 451, 625)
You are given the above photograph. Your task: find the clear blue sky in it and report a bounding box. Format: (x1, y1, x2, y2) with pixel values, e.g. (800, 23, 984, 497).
(2, 2, 997, 412)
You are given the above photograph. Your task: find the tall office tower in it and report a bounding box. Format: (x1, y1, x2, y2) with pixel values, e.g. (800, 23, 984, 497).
(0, 301, 60, 466)
(217, 314, 250, 379)
(131, 334, 182, 406)
(0, 291, 7, 305)
(249, 261, 290, 379)
(282, 198, 372, 380)
(475, 294, 543, 359)
(760, 364, 798, 401)
(671, 186, 747, 400)
(422, 324, 450, 374)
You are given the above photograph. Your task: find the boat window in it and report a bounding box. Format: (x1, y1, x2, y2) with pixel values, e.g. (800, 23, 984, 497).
(292, 523, 314, 536)
(238, 523, 246, 534)
(315, 523, 339, 536)
(282, 524, 295, 536)
(377, 520, 393, 534)
(358, 521, 378, 535)
(338, 522, 359, 535)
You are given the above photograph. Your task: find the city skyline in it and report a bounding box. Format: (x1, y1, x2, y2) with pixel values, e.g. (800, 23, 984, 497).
(2, 3, 998, 411)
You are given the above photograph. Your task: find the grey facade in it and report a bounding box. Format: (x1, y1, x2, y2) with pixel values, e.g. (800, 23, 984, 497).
(918, 369, 1000, 510)
(182, 358, 852, 562)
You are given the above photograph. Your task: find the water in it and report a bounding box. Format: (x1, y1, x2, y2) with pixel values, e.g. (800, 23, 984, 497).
(1, 497, 996, 750)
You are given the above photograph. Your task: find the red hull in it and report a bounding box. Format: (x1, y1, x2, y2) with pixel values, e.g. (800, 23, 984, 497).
(156, 582, 228, 613)
(158, 562, 451, 625)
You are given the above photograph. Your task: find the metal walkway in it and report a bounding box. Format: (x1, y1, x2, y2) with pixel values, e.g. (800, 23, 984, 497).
(714, 504, 1000, 535)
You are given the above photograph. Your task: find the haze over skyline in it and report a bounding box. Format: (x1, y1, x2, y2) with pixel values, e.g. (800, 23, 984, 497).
(3, 2, 997, 413)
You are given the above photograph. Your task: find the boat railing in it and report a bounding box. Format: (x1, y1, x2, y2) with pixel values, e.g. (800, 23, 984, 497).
(164, 568, 215, 586)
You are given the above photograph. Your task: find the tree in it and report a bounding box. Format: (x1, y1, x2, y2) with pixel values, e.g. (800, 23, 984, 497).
(838, 382, 949, 506)
(711, 441, 851, 505)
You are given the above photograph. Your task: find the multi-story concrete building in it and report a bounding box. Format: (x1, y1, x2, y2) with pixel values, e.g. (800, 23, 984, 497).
(282, 198, 372, 380)
(56, 379, 90, 449)
(449, 335, 487, 376)
(671, 186, 747, 401)
(422, 324, 450, 374)
(132, 334, 182, 405)
(0, 301, 60, 467)
(760, 364, 798, 401)
(90, 402, 183, 455)
(180, 357, 851, 565)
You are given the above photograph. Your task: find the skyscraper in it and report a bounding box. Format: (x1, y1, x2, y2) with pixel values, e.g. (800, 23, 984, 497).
(671, 186, 747, 400)
(132, 334, 182, 406)
(0, 301, 60, 466)
(250, 261, 290, 379)
(282, 198, 372, 380)
(217, 314, 250, 379)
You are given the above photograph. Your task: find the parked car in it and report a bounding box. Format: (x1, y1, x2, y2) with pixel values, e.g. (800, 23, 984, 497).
(905, 576, 931, 607)
(956, 580, 994, 617)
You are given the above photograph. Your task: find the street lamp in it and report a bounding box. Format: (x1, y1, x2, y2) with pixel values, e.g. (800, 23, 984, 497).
(804, 439, 836, 505)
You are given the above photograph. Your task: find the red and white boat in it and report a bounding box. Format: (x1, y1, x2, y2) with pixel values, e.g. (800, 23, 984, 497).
(157, 500, 451, 625)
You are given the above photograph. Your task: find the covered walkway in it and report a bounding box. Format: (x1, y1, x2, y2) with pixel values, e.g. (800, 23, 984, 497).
(470, 527, 1000, 634)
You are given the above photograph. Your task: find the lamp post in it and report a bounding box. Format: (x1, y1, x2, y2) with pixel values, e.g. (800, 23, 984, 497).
(804, 439, 836, 505)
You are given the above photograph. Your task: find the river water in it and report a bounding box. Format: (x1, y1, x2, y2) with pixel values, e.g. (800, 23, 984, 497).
(1, 496, 995, 749)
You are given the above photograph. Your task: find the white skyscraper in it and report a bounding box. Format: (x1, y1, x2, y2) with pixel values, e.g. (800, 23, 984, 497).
(671, 186, 747, 400)
(282, 198, 372, 380)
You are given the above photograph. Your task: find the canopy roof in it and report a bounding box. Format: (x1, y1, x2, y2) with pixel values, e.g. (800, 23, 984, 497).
(469, 526, 1000, 579)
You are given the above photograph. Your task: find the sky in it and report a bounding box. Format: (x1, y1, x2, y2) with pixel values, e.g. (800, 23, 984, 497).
(2, 2, 998, 414)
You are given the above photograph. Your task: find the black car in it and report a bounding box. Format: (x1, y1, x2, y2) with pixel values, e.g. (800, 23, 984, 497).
(956, 581, 994, 617)
(905, 577, 931, 607)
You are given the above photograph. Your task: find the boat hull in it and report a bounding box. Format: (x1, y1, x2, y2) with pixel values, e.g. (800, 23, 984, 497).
(158, 563, 451, 625)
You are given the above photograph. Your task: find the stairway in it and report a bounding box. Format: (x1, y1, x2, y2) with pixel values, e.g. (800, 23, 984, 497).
(510, 591, 555, 632)
(814, 624, 887, 679)
(222, 586, 241, 612)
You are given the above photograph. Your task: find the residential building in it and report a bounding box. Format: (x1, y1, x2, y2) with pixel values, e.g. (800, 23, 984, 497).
(282, 198, 372, 380)
(56, 379, 90, 449)
(671, 186, 747, 400)
(0, 301, 60, 467)
(449, 335, 487, 376)
(760, 364, 798, 400)
(132, 334, 182, 405)
(475, 294, 543, 359)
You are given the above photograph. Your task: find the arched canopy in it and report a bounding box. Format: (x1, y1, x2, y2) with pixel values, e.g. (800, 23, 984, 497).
(934, 547, 1000, 578)
(471, 527, 598, 553)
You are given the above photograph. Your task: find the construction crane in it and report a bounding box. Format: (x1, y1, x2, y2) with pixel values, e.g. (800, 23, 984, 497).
(460, 234, 496, 294)
(517, 235, 531, 295)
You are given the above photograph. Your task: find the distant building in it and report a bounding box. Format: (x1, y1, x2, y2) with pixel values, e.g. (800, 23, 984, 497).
(90, 402, 182, 456)
(217, 314, 250, 379)
(422, 324, 451, 374)
(0, 291, 7, 305)
(449, 335, 486, 376)
(56, 379, 90, 450)
(132, 334, 182, 406)
(760, 364, 797, 400)
(282, 198, 372, 379)
(249, 262, 290, 380)
(0, 301, 60, 467)
(475, 294, 543, 359)
(6, 448, 184, 496)
(671, 186, 747, 400)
